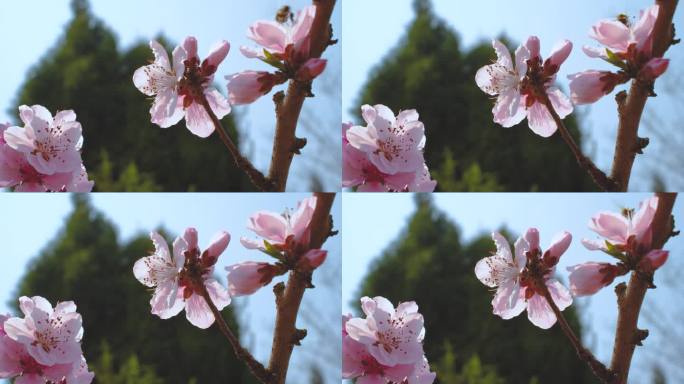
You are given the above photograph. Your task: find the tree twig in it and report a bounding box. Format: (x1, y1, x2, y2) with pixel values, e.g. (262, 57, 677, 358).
(266, 192, 336, 384)
(538, 282, 614, 383)
(539, 93, 618, 191)
(609, 0, 679, 191)
(266, 0, 337, 191)
(608, 192, 677, 384)
(196, 282, 275, 383)
(197, 93, 275, 191)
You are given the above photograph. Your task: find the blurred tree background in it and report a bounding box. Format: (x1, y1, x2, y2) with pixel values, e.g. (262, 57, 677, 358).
(8, 0, 253, 191)
(354, 0, 597, 191)
(354, 194, 596, 383)
(10, 195, 258, 383)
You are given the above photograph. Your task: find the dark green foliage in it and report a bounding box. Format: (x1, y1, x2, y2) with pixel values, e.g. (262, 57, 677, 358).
(12, 195, 257, 383)
(355, 2, 597, 191)
(11, 1, 253, 191)
(356, 195, 596, 383)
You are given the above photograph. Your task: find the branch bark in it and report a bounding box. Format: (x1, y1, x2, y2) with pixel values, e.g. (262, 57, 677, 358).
(196, 281, 274, 383)
(539, 282, 614, 383)
(540, 93, 617, 191)
(608, 192, 677, 383)
(266, 0, 336, 191)
(198, 94, 275, 191)
(609, 0, 679, 191)
(266, 192, 336, 384)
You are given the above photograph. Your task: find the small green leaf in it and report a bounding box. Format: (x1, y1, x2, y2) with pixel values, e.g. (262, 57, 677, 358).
(603, 49, 628, 70)
(602, 241, 627, 261)
(259, 49, 286, 71)
(261, 240, 285, 261)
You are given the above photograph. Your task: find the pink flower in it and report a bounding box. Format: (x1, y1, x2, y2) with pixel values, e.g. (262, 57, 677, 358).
(240, 5, 316, 59)
(568, 70, 625, 105)
(0, 337, 75, 383)
(297, 249, 328, 270)
(343, 122, 434, 192)
(567, 262, 619, 296)
(133, 229, 231, 329)
(225, 261, 282, 296)
(3, 105, 83, 175)
(409, 165, 437, 193)
(3, 297, 83, 366)
(342, 321, 416, 383)
(572, 6, 667, 104)
(0, 304, 92, 384)
(226, 71, 281, 105)
(476, 37, 574, 137)
(133, 37, 231, 138)
(240, 196, 317, 252)
(295, 58, 327, 81)
(345, 297, 425, 366)
(583, 5, 660, 58)
(342, 300, 434, 384)
(475, 229, 573, 329)
(475, 232, 527, 320)
(67, 357, 95, 384)
(346, 105, 426, 175)
(638, 57, 670, 81)
(582, 196, 658, 252)
(639, 249, 669, 272)
(409, 357, 437, 384)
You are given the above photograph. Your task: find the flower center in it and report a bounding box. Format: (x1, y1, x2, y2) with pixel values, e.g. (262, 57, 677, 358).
(484, 63, 520, 94)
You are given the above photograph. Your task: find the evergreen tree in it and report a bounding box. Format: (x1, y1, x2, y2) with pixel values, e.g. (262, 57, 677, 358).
(355, 0, 597, 191)
(356, 195, 595, 383)
(12, 195, 257, 383)
(11, 0, 253, 191)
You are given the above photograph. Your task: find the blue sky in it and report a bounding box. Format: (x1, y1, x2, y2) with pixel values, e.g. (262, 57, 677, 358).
(0, 193, 341, 384)
(342, 0, 683, 191)
(342, 193, 683, 383)
(0, 0, 341, 191)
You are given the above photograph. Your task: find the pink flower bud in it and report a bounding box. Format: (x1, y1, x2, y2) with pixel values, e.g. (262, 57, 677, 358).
(226, 71, 275, 105)
(226, 262, 277, 296)
(183, 36, 198, 60)
(202, 230, 230, 267)
(183, 227, 199, 251)
(298, 249, 327, 270)
(525, 36, 541, 59)
(202, 40, 230, 75)
(567, 262, 618, 296)
(638, 57, 669, 81)
(639, 249, 668, 272)
(544, 40, 572, 75)
(296, 58, 327, 82)
(568, 70, 620, 104)
(524, 228, 540, 252)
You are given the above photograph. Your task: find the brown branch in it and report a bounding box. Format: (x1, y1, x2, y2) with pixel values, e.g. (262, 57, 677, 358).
(609, 192, 677, 384)
(609, 0, 679, 191)
(197, 92, 275, 191)
(266, 0, 336, 191)
(538, 282, 614, 383)
(539, 93, 618, 191)
(266, 192, 336, 384)
(195, 281, 275, 383)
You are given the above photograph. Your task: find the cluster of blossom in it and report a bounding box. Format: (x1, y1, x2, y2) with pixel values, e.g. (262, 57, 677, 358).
(475, 195, 668, 329)
(568, 195, 667, 295)
(0, 296, 94, 383)
(0, 106, 93, 192)
(476, 4, 668, 137)
(343, 296, 436, 384)
(227, 5, 327, 104)
(343, 105, 436, 192)
(133, 5, 326, 138)
(133, 196, 327, 328)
